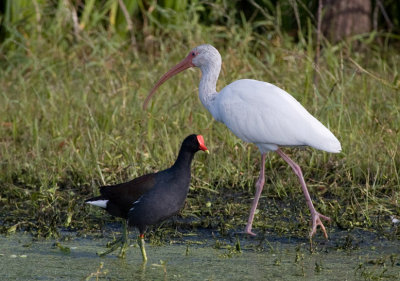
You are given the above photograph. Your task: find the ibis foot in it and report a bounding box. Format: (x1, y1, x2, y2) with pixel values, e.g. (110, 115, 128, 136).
(242, 227, 257, 236)
(235, 229, 257, 236)
(310, 211, 331, 239)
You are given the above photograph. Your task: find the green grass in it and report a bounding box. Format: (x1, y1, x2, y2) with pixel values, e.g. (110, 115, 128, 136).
(0, 20, 399, 240)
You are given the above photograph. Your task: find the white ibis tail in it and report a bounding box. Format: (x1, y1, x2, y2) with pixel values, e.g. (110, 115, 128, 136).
(143, 44, 341, 239)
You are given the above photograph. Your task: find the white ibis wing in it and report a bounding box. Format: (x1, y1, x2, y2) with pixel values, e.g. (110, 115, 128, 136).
(214, 79, 341, 153)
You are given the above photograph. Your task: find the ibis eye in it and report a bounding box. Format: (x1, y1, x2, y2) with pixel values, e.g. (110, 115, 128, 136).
(191, 52, 196, 57)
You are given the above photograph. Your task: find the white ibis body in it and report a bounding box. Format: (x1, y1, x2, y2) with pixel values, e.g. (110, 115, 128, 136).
(144, 44, 341, 238)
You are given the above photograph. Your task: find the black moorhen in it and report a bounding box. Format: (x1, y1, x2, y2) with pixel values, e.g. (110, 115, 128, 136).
(86, 134, 209, 261)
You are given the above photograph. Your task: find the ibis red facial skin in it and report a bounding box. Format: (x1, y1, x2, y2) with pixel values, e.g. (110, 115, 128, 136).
(144, 44, 341, 239)
(86, 134, 208, 261)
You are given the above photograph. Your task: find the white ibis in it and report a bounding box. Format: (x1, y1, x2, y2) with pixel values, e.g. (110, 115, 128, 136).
(143, 44, 341, 238)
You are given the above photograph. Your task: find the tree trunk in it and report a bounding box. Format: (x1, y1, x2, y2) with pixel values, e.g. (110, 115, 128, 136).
(322, 0, 371, 43)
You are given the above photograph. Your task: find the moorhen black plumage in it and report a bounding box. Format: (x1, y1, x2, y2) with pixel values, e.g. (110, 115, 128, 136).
(86, 134, 209, 261)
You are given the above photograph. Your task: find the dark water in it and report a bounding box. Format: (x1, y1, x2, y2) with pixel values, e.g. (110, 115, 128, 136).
(0, 229, 399, 280)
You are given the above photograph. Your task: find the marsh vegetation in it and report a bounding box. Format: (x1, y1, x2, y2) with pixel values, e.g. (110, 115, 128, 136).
(0, 1, 399, 278)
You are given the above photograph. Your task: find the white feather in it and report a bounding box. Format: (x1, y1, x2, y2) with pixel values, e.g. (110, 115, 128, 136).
(129, 198, 141, 213)
(208, 79, 341, 154)
(86, 199, 108, 208)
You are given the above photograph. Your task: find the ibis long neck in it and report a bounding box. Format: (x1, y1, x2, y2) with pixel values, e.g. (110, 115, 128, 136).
(198, 63, 221, 116)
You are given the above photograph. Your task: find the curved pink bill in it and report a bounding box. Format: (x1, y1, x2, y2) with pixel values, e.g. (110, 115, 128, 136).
(143, 54, 194, 110)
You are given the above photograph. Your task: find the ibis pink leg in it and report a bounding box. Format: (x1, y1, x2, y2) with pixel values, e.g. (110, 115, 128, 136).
(244, 153, 267, 236)
(276, 148, 330, 238)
